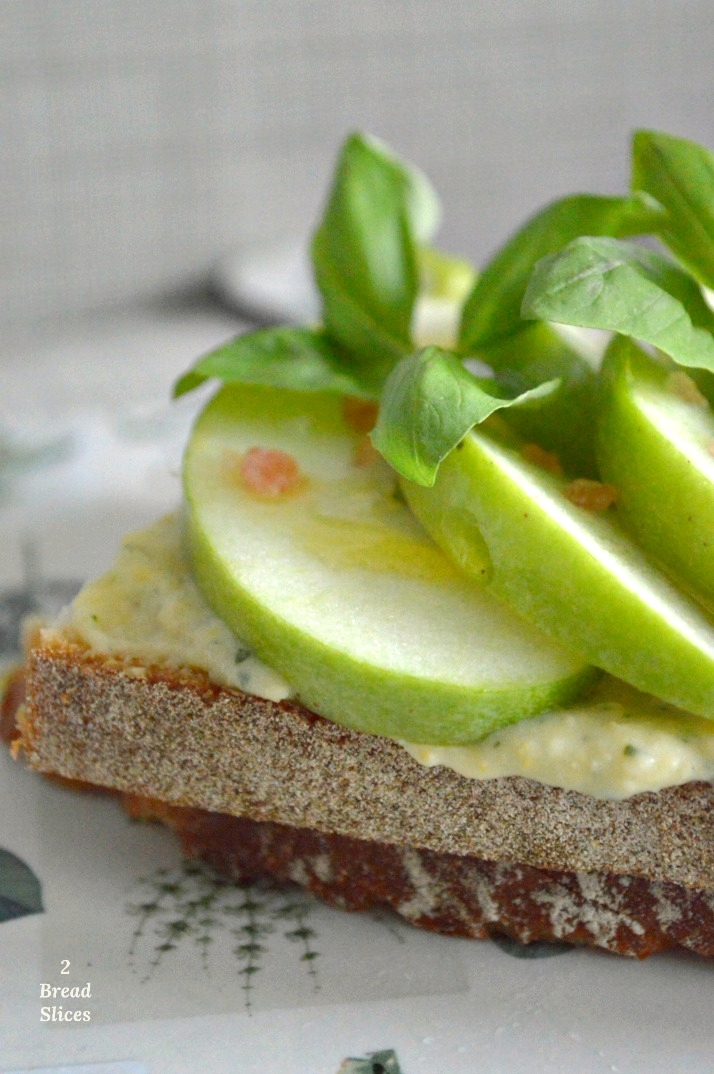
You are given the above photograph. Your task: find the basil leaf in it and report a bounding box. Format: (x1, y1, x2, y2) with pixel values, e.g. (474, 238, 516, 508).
(173, 326, 374, 399)
(459, 192, 664, 353)
(371, 345, 557, 485)
(311, 132, 439, 376)
(310, 234, 411, 389)
(633, 129, 714, 290)
(522, 236, 714, 373)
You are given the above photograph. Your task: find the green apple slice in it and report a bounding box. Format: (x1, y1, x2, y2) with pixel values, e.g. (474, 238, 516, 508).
(402, 423, 714, 719)
(183, 384, 592, 744)
(598, 336, 714, 605)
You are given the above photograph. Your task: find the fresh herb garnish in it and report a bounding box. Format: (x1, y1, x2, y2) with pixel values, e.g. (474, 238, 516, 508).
(175, 132, 438, 400)
(375, 129, 714, 485)
(522, 236, 714, 374)
(450, 190, 664, 476)
(174, 326, 372, 400)
(175, 127, 714, 492)
(457, 190, 664, 352)
(372, 345, 557, 485)
(311, 131, 439, 381)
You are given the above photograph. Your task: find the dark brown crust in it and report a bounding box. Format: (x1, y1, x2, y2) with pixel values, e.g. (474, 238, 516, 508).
(121, 795, 714, 959)
(18, 639, 714, 893)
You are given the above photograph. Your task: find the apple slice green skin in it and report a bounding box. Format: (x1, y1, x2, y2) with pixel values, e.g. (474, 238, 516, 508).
(402, 425, 714, 720)
(597, 336, 714, 606)
(183, 384, 593, 744)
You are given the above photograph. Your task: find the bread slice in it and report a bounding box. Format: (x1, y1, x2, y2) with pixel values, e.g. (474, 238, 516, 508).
(9, 631, 714, 959)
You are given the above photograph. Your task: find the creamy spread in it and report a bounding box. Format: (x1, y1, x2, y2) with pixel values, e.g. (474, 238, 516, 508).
(57, 512, 714, 800)
(404, 678, 714, 799)
(55, 513, 291, 703)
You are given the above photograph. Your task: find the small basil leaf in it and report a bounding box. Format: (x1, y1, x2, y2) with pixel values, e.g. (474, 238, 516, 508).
(371, 345, 558, 486)
(458, 192, 665, 353)
(172, 326, 374, 399)
(522, 236, 714, 373)
(633, 129, 714, 290)
(312, 132, 439, 374)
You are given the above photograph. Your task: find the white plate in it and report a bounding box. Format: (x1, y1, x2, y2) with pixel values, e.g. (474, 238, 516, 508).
(0, 318, 711, 1074)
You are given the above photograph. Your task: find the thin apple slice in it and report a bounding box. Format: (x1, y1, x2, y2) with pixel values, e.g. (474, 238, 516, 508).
(183, 385, 592, 744)
(402, 423, 714, 719)
(598, 336, 714, 605)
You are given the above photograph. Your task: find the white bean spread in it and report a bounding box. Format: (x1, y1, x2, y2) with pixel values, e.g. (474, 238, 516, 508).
(57, 513, 291, 703)
(403, 678, 714, 800)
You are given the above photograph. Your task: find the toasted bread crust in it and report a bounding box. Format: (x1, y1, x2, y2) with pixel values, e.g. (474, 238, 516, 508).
(121, 797, 714, 958)
(18, 637, 714, 893)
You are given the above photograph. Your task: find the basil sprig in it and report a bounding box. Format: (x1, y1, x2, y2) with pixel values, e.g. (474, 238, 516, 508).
(373, 130, 714, 485)
(371, 346, 558, 485)
(175, 127, 714, 494)
(518, 131, 714, 385)
(175, 132, 438, 401)
(522, 236, 714, 374)
(444, 191, 664, 478)
(312, 132, 439, 369)
(458, 191, 664, 353)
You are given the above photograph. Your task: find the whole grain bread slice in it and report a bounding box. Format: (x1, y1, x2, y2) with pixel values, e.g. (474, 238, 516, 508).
(17, 634, 714, 895)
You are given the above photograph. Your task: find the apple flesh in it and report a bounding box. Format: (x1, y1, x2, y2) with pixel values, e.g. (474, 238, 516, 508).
(402, 422, 714, 719)
(183, 384, 593, 744)
(598, 336, 714, 606)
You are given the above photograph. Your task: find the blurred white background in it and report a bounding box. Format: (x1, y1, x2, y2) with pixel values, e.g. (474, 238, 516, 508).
(3, 0, 714, 338)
